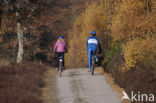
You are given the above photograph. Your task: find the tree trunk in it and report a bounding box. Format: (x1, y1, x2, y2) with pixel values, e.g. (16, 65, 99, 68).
(16, 22, 24, 63)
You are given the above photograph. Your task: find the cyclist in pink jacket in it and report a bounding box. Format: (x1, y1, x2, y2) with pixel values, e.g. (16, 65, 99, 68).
(54, 35, 68, 70)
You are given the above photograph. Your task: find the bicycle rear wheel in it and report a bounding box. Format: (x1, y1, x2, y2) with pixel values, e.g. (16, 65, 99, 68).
(91, 56, 95, 75)
(59, 64, 62, 77)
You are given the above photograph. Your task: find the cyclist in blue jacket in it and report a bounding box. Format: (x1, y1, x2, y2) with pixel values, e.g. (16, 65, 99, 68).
(87, 30, 102, 72)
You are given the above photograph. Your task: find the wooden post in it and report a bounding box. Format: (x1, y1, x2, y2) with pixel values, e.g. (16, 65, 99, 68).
(16, 22, 24, 63)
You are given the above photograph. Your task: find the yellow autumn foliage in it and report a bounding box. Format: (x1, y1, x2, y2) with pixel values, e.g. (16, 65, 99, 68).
(112, 0, 156, 42)
(66, 0, 156, 72)
(111, 0, 156, 71)
(66, 1, 109, 67)
(122, 37, 156, 71)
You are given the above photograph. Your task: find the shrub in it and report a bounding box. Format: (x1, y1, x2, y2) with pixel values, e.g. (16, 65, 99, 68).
(111, 0, 156, 42)
(103, 41, 122, 74)
(122, 37, 156, 72)
(66, 1, 110, 67)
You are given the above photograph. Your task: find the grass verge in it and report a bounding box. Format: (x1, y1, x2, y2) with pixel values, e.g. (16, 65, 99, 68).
(0, 62, 46, 103)
(42, 67, 59, 103)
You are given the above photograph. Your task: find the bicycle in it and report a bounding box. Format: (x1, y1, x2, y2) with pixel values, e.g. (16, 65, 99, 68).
(90, 52, 96, 75)
(58, 56, 64, 77)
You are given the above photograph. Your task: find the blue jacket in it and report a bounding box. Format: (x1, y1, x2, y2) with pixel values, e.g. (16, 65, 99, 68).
(87, 36, 102, 53)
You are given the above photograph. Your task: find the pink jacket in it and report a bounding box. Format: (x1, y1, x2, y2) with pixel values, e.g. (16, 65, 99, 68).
(54, 41, 67, 52)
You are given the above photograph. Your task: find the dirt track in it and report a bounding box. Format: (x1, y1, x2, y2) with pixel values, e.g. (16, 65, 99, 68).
(56, 68, 122, 103)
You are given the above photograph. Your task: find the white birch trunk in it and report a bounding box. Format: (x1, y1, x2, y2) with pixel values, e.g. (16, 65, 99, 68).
(16, 22, 24, 63)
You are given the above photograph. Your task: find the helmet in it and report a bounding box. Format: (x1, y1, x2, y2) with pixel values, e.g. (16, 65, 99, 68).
(59, 35, 64, 39)
(90, 30, 96, 36)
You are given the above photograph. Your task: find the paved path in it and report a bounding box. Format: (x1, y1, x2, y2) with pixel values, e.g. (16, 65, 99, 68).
(56, 68, 122, 103)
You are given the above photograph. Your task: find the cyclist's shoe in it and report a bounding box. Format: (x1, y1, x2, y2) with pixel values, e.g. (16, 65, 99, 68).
(55, 68, 58, 71)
